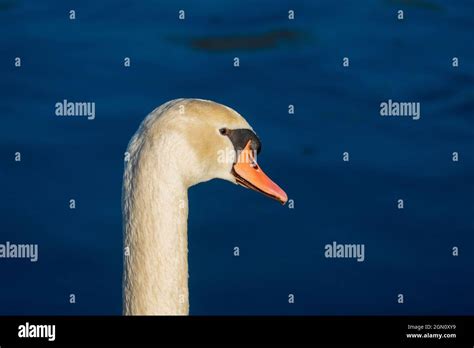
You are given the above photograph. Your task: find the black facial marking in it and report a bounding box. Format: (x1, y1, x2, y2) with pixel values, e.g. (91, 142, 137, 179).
(221, 128, 261, 155)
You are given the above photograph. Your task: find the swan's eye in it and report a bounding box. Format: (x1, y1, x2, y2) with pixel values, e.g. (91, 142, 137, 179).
(219, 128, 229, 135)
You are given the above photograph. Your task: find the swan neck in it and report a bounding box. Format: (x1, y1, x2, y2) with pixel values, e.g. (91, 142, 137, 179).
(123, 139, 189, 315)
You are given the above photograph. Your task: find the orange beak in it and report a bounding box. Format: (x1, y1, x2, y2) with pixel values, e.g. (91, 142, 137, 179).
(232, 141, 288, 204)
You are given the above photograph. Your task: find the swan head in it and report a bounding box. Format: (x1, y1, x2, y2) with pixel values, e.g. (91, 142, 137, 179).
(161, 99, 288, 204)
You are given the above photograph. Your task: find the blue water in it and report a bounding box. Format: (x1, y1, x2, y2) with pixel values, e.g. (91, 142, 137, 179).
(0, 0, 473, 315)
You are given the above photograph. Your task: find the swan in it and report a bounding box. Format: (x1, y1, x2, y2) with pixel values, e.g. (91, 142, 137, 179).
(122, 99, 287, 315)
